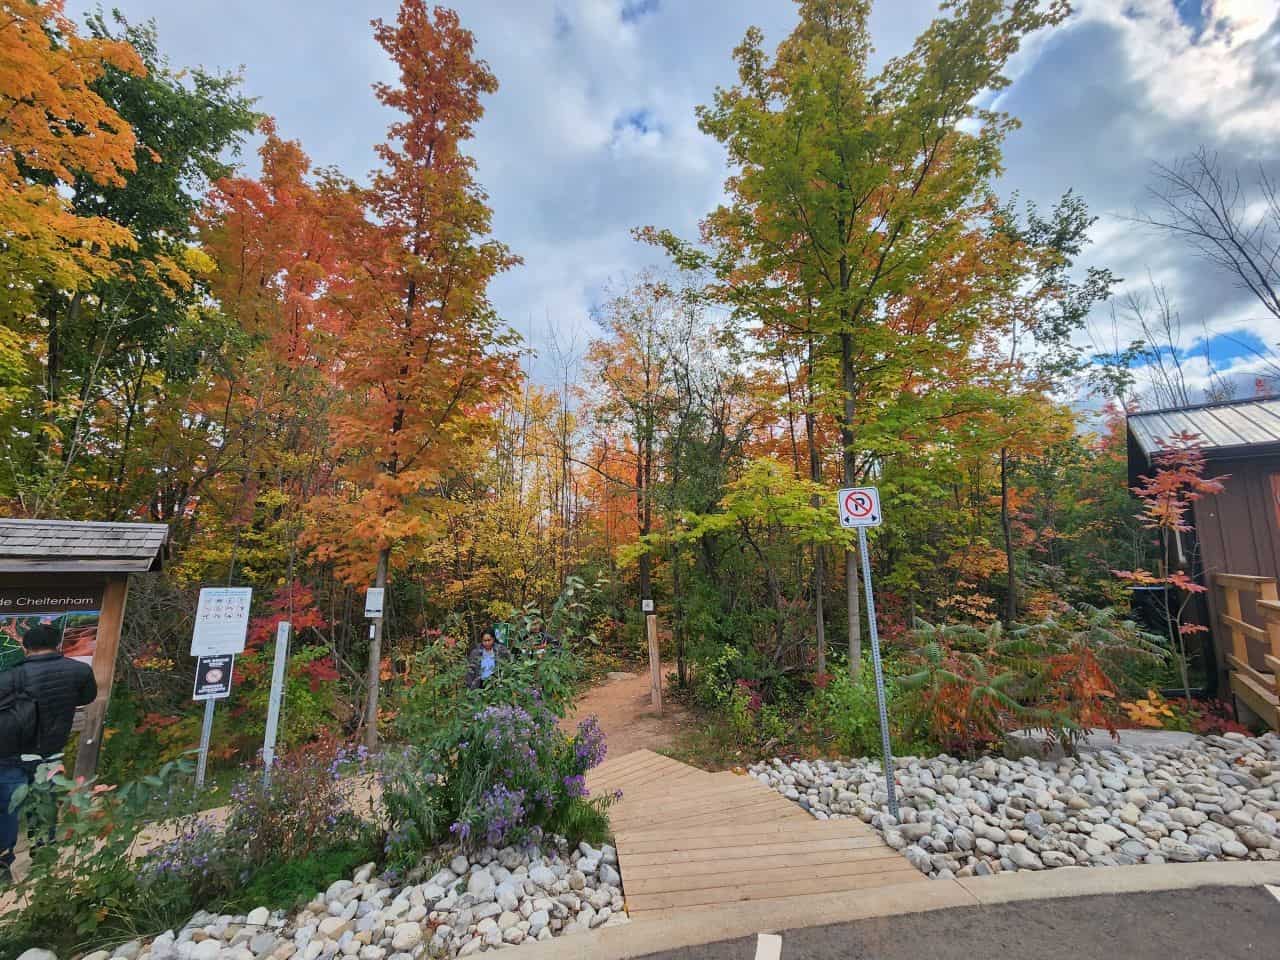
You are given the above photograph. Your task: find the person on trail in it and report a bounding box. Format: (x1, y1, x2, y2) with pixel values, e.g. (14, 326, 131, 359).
(465, 629, 506, 689)
(525, 617, 561, 658)
(0, 622, 98, 884)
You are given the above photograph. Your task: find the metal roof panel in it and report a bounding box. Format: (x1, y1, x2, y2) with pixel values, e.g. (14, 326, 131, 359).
(1127, 397, 1280, 457)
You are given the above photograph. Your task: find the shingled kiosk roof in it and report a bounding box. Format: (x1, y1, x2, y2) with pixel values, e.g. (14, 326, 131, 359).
(0, 519, 169, 573)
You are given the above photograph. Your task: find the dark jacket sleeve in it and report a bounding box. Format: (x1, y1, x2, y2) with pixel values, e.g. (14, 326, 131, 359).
(77, 663, 98, 706)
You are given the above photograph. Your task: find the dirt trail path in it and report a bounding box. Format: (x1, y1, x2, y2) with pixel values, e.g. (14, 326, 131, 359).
(564, 666, 691, 758)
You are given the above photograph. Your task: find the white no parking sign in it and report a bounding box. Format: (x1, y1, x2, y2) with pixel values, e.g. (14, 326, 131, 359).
(835, 485, 897, 817)
(838, 486, 882, 528)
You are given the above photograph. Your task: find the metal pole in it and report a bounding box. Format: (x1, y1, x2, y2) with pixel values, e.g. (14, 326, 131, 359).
(195, 698, 215, 790)
(262, 620, 291, 787)
(858, 525, 898, 819)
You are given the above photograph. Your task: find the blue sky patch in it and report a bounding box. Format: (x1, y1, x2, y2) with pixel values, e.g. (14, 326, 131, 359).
(621, 0, 660, 24)
(614, 109, 660, 135)
(1173, 0, 1207, 36)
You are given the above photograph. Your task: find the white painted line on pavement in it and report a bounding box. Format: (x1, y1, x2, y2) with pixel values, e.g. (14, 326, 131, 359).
(1266, 884, 1280, 905)
(754, 933, 783, 960)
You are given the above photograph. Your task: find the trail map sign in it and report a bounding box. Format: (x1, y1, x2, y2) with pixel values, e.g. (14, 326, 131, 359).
(834, 485, 899, 817)
(364, 587, 385, 618)
(838, 487, 882, 528)
(191, 587, 253, 656)
(193, 654, 234, 700)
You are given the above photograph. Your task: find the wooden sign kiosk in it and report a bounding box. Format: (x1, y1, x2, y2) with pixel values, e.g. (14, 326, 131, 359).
(0, 519, 168, 778)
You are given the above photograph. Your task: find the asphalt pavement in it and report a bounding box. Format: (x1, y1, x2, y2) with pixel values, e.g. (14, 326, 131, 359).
(636, 886, 1280, 960)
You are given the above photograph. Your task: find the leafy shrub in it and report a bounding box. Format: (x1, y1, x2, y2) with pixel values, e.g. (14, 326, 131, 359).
(380, 677, 614, 866)
(693, 642, 798, 710)
(229, 843, 376, 913)
(142, 743, 377, 908)
(0, 758, 199, 960)
(809, 668, 895, 757)
(899, 605, 1166, 756)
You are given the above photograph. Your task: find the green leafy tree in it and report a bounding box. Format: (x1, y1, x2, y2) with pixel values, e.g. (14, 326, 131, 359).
(647, 0, 1071, 675)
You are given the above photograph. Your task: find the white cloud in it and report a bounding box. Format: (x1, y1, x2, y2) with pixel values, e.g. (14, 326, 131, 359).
(1071, 0, 1280, 138)
(66, 0, 1279, 399)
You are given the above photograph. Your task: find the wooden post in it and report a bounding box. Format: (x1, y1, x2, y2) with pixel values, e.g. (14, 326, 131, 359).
(646, 613, 662, 714)
(75, 576, 129, 780)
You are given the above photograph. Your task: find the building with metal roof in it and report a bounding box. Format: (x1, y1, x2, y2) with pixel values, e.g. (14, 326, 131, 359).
(1125, 396, 1280, 729)
(0, 518, 169, 573)
(1128, 396, 1280, 461)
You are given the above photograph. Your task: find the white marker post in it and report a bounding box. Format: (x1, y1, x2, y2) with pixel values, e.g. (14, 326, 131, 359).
(837, 487, 898, 819)
(191, 586, 252, 789)
(262, 619, 291, 786)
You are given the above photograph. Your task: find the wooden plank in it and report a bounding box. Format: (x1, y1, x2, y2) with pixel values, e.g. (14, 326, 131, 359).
(597, 758, 709, 786)
(617, 808, 805, 837)
(1223, 613, 1267, 643)
(589, 755, 684, 788)
(590, 749, 666, 777)
(625, 849, 912, 895)
(622, 843, 906, 882)
(627, 866, 926, 913)
(607, 778, 768, 804)
(593, 767, 708, 798)
(609, 782, 792, 814)
(1216, 573, 1276, 591)
(611, 783, 798, 814)
(619, 819, 876, 852)
(614, 796, 804, 829)
(1227, 653, 1273, 692)
(620, 833, 889, 868)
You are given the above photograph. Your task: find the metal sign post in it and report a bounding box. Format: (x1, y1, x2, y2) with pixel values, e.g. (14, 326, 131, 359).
(195, 698, 215, 789)
(836, 487, 898, 819)
(191, 586, 252, 790)
(262, 620, 291, 786)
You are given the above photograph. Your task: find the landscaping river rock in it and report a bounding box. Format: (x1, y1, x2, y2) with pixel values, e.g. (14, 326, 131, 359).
(34, 838, 627, 960)
(751, 731, 1280, 878)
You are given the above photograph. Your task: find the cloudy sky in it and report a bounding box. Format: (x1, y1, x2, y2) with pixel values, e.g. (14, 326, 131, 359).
(67, 0, 1280, 400)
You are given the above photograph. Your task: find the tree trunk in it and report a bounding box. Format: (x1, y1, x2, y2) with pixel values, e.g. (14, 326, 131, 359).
(805, 337, 827, 676)
(365, 547, 390, 750)
(1000, 446, 1017, 625)
(814, 546, 827, 676)
(840, 331, 862, 676)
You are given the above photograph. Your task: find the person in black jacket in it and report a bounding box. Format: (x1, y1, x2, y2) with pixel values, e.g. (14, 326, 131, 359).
(0, 623, 97, 883)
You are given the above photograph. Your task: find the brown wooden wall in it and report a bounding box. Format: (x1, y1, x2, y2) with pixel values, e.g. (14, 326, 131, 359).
(1193, 453, 1280, 683)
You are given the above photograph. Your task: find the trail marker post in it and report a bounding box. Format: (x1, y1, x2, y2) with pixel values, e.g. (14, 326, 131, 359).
(262, 619, 291, 786)
(645, 612, 663, 714)
(836, 486, 899, 819)
(190, 586, 252, 789)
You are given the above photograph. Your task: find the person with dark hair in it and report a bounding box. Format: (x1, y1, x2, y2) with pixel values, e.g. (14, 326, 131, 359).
(465, 628, 506, 690)
(524, 617, 561, 658)
(0, 622, 97, 883)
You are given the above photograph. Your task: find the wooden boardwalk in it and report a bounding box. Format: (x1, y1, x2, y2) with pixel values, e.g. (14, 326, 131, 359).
(587, 749, 926, 917)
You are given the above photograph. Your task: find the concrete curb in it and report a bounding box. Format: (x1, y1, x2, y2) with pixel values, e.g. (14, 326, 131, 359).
(514, 861, 1280, 959)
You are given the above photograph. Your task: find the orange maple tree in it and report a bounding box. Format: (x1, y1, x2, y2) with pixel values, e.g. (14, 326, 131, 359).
(1113, 431, 1228, 705)
(0, 0, 143, 299)
(306, 1, 521, 746)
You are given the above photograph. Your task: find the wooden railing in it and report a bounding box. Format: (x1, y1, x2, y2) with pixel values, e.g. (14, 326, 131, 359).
(1215, 573, 1280, 730)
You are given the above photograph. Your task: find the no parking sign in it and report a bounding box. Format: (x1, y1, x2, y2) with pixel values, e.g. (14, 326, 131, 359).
(838, 486, 882, 528)
(833, 483, 898, 817)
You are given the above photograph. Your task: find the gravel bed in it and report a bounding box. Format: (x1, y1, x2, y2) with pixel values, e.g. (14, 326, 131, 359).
(750, 731, 1280, 878)
(31, 838, 627, 960)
